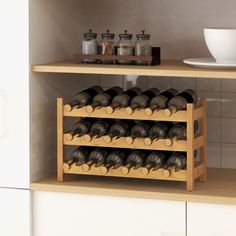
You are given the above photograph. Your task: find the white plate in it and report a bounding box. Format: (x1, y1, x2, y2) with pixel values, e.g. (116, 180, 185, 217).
(183, 58, 236, 69)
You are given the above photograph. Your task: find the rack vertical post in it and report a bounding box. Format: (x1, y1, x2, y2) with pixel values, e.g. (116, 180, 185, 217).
(186, 103, 195, 191)
(199, 99, 207, 182)
(57, 98, 64, 181)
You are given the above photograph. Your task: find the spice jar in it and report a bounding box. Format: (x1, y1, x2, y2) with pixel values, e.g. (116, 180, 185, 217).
(117, 30, 134, 64)
(100, 30, 116, 64)
(82, 29, 98, 63)
(135, 31, 152, 65)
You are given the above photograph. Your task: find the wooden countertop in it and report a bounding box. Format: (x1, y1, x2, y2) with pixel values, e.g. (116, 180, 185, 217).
(31, 168, 236, 205)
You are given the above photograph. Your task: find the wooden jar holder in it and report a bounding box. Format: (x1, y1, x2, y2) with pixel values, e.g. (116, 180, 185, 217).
(57, 98, 207, 191)
(73, 47, 161, 66)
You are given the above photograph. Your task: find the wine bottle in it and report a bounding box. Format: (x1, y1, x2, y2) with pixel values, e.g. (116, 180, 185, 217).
(164, 121, 199, 146)
(126, 88, 160, 115)
(140, 151, 168, 175)
(65, 119, 92, 141)
(100, 150, 126, 174)
(103, 120, 131, 143)
(145, 88, 178, 116)
(162, 152, 187, 177)
(126, 122, 150, 144)
(63, 147, 91, 171)
(164, 89, 199, 116)
(121, 150, 146, 175)
(144, 122, 170, 146)
(86, 86, 123, 113)
(64, 86, 103, 112)
(106, 87, 142, 114)
(82, 148, 109, 172)
(83, 119, 111, 142)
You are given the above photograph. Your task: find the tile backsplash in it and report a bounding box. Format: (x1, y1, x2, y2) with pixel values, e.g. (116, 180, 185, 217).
(98, 75, 236, 169)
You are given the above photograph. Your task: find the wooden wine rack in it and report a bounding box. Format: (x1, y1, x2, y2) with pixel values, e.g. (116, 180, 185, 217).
(57, 98, 207, 191)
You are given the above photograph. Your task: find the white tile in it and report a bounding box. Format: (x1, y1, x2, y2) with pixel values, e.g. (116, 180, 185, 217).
(100, 75, 123, 88)
(206, 143, 221, 168)
(171, 77, 196, 91)
(221, 118, 236, 143)
(206, 118, 221, 143)
(196, 78, 220, 92)
(221, 143, 236, 169)
(198, 92, 221, 117)
(147, 76, 172, 91)
(221, 79, 236, 92)
(221, 92, 236, 118)
(123, 75, 148, 90)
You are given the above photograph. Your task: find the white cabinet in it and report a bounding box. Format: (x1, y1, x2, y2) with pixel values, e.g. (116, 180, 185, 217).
(187, 202, 236, 236)
(33, 191, 186, 236)
(0, 1, 29, 188)
(0, 188, 30, 236)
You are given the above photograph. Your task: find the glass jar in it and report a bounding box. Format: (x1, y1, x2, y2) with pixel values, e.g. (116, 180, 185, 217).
(135, 31, 152, 65)
(117, 30, 134, 64)
(100, 30, 116, 64)
(82, 29, 98, 63)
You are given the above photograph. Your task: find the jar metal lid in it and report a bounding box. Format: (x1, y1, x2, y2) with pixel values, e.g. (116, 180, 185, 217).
(101, 30, 115, 39)
(84, 29, 97, 39)
(119, 30, 133, 39)
(136, 30, 150, 39)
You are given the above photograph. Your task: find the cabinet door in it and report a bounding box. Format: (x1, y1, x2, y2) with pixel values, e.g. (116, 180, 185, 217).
(0, 1, 29, 188)
(187, 202, 236, 236)
(33, 191, 186, 236)
(0, 188, 30, 236)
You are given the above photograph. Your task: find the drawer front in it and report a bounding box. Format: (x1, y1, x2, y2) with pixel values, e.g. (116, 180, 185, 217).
(33, 191, 186, 236)
(0, 188, 30, 236)
(187, 202, 236, 236)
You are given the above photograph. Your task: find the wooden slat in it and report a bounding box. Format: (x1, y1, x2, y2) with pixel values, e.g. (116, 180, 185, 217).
(186, 104, 195, 191)
(57, 98, 64, 182)
(64, 106, 188, 122)
(30, 168, 236, 205)
(64, 135, 204, 152)
(64, 164, 187, 181)
(32, 60, 236, 79)
(199, 99, 207, 182)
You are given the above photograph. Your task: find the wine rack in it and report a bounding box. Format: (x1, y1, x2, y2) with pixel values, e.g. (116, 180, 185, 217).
(57, 97, 207, 191)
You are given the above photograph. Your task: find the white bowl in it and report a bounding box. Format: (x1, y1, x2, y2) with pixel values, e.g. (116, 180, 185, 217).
(204, 28, 236, 64)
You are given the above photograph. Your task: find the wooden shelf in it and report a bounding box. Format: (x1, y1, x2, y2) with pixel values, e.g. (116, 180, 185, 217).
(30, 168, 236, 205)
(32, 60, 236, 79)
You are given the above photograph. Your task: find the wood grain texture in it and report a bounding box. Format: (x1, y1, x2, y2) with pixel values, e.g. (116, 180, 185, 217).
(187, 103, 195, 191)
(57, 98, 64, 182)
(199, 99, 207, 182)
(32, 60, 236, 79)
(64, 134, 204, 152)
(31, 168, 236, 205)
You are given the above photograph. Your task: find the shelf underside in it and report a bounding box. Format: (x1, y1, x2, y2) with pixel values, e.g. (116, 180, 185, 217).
(31, 168, 236, 205)
(32, 60, 236, 79)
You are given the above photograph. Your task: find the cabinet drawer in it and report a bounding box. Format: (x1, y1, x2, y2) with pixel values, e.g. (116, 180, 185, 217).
(187, 202, 236, 236)
(33, 191, 186, 236)
(0, 188, 30, 236)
